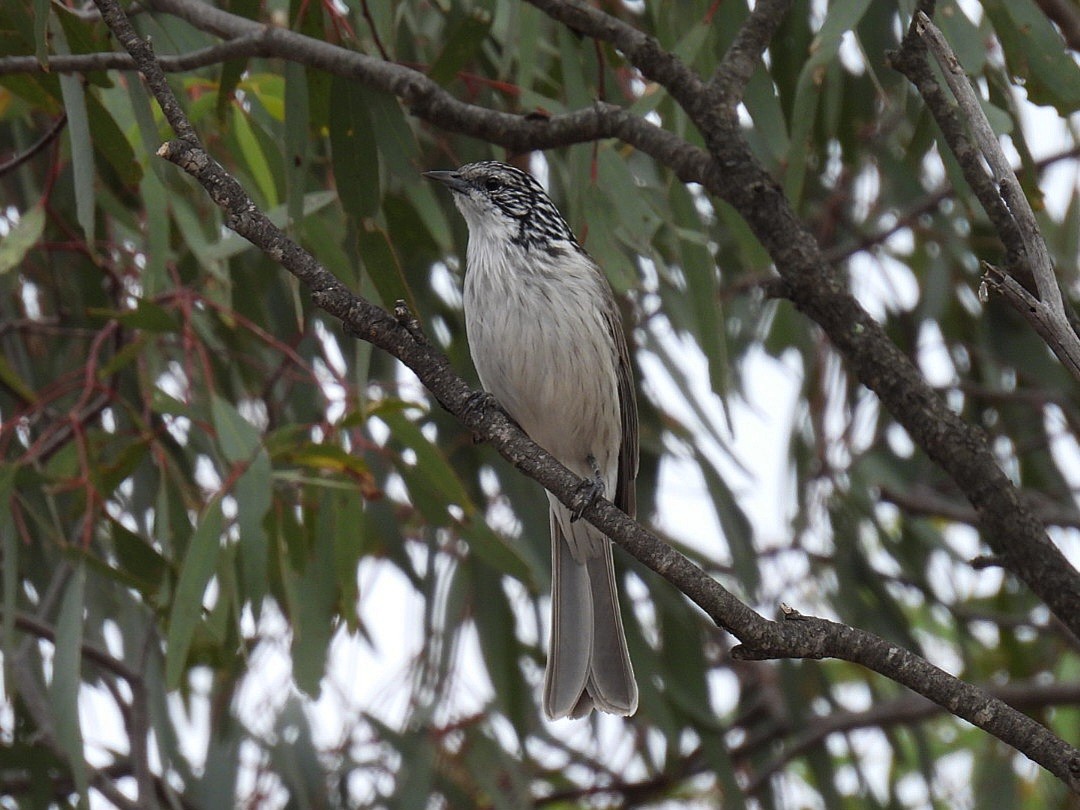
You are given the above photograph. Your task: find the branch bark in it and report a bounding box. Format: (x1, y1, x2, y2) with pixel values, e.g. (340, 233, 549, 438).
(83, 0, 1080, 791)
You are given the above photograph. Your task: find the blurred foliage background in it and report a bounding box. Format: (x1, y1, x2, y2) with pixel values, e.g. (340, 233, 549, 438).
(1, 0, 1080, 807)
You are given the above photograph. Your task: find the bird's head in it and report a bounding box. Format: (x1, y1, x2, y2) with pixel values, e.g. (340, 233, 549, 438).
(425, 161, 578, 252)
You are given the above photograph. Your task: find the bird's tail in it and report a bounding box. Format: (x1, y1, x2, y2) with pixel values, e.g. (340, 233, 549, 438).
(543, 498, 638, 719)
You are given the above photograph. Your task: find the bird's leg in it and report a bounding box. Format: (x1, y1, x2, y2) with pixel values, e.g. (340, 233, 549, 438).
(570, 454, 605, 522)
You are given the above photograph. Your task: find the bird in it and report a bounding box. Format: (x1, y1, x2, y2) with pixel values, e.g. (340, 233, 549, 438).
(425, 160, 639, 719)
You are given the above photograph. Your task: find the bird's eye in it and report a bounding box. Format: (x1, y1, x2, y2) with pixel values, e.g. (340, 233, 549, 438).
(483, 177, 503, 192)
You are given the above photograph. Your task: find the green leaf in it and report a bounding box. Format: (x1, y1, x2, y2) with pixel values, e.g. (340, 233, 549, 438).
(329, 75, 380, 221)
(214, 5, 257, 119)
(468, 560, 528, 730)
(375, 405, 533, 584)
(269, 698, 327, 806)
(52, 20, 95, 243)
(670, 180, 730, 402)
(165, 498, 224, 689)
(288, 494, 339, 696)
(376, 407, 472, 509)
(205, 190, 336, 261)
(1, 465, 18, 673)
(284, 60, 310, 238)
(231, 105, 278, 208)
(983, 0, 1080, 113)
(0, 353, 38, 407)
(139, 156, 170, 297)
(363, 89, 418, 181)
(784, 0, 873, 206)
(0, 202, 45, 276)
(110, 518, 172, 599)
(429, 7, 493, 85)
(235, 449, 272, 615)
(51, 563, 88, 805)
(934, 0, 987, 73)
(84, 91, 142, 187)
(356, 220, 418, 311)
(117, 298, 181, 333)
(32, 0, 48, 64)
(211, 395, 262, 464)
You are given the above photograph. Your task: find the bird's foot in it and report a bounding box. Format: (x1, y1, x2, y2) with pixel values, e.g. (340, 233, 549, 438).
(570, 454, 605, 522)
(463, 390, 498, 423)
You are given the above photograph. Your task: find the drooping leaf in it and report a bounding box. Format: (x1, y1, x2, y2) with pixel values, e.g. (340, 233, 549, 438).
(329, 74, 380, 221)
(165, 498, 225, 689)
(0, 202, 45, 275)
(50, 562, 88, 805)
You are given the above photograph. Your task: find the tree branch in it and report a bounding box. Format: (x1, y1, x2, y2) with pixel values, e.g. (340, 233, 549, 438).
(0, 113, 66, 176)
(892, 12, 1080, 381)
(708, 0, 794, 106)
(744, 679, 1080, 793)
(521, 0, 709, 117)
(675, 21, 1080, 671)
(87, 0, 1080, 791)
(0, 32, 272, 75)
(6, 610, 143, 684)
(881, 484, 1080, 531)
(140, 0, 716, 181)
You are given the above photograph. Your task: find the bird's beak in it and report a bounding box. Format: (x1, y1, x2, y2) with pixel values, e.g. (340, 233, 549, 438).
(423, 170, 470, 193)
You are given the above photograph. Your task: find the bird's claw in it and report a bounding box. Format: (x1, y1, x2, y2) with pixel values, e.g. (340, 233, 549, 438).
(570, 455, 605, 522)
(463, 390, 497, 422)
(461, 390, 498, 443)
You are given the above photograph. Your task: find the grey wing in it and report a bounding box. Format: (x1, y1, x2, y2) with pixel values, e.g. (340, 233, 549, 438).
(606, 299, 638, 519)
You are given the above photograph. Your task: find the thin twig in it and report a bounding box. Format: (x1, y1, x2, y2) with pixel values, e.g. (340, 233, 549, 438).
(0, 114, 67, 176)
(0, 32, 271, 76)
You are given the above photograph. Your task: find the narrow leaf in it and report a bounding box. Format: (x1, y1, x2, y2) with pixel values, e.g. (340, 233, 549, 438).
(329, 75, 380, 221)
(51, 563, 88, 804)
(356, 220, 418, 312)
(429, 8, 493, 85)
(211, 394, 262, 464)
(0, 202, 45, 275)
(231, 105, 278, 208)
(51, 20, 95, 242)
(165, 498, 224, 689)
(33, 0, 48, 64)
(984, 0, 1080, 113)
(236, 449, 271, 616)
(0, 465, 18, 681)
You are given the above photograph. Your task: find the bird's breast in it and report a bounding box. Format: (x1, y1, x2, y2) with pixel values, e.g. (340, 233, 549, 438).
(463, 245, 621, 477)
